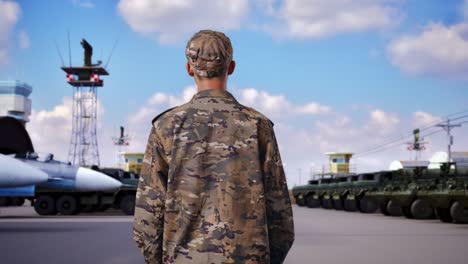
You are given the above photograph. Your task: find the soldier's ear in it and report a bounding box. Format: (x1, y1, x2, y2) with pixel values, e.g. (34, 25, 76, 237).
(227, 60, 236, 75)
(186, 62, 195, 77)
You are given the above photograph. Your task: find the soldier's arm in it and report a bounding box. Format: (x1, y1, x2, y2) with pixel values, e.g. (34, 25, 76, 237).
(133, 126, 168, 264)
(259, 118, 295, 264)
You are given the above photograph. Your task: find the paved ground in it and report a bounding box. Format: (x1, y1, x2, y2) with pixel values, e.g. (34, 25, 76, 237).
(1, 205, 468, 264)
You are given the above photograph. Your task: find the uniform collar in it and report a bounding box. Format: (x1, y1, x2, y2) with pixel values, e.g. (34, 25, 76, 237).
(190, 89, 237, 101)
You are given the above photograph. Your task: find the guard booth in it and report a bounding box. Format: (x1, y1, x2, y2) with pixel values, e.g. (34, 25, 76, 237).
(325, 152, 353, 175)
(120, 152, 144, 174)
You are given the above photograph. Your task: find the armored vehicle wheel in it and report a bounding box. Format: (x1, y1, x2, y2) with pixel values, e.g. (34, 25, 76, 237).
(435, 207, 453, 223)
(333, 199, 344, 210)
(11, 197, 25, 206)
(56, 195, 79, 215)
(34, 195, 57, 215)
(410, 199, 433, 219)
(0, 197, 12, 206)
(358, 197, 378, 213)
(321, 199, 333, 209)
(386, 200, 402, 217)
(344, 199, 358, 212)
(450, 201, 468, 224)
(120, 195, 136, 215)
(401, 206, 414, 219)
(379, 202, 390, 216)
(305, 195, 320, 208)
(296, 197, 306, 207)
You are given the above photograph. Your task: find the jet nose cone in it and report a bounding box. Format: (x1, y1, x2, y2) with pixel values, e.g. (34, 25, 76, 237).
(0, 154, 48, 187)
(75, 167, 122, 191)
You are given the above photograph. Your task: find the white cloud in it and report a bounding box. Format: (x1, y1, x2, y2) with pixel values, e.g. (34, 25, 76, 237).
(18, 30, 29, 49)
(0, 0, 21, 66)
(412, 111, 441, 128)
(72, 0, 94, 9)
(237, 88, 330, 118)
(388, 22, 468, 78)
(116, 0, 404, 43)
(268, 0, 403, 39)
(368, 109, 399, 133)
(117, 0, 248, 44)
(27, 96, 116, 166)
(27, 97, 74, 161)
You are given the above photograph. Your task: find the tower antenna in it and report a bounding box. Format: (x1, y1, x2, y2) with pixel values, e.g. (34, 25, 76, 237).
(406, 128, 427, 161)
(61, 38, 109, 166)
(104, 37, 119, 69)
(67, 30, 72, 67)
(54, 40, 65, 67)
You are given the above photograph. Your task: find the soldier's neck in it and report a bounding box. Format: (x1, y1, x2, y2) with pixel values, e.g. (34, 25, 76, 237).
(194, 76, 228, 92)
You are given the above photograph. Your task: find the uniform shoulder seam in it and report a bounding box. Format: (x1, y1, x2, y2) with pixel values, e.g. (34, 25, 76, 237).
(243, 105, 274, 127)
(151, 107, 176, 124)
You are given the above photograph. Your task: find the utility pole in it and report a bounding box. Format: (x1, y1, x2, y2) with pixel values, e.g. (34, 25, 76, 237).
(436, 119, 462, 162)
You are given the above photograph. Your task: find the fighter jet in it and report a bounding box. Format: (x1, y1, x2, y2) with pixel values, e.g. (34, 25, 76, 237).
(0, 154, 48, 187)
(16, 152, 121, 191)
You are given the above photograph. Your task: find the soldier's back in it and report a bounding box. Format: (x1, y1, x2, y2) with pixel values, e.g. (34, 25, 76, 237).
(153, 89, 272, 263)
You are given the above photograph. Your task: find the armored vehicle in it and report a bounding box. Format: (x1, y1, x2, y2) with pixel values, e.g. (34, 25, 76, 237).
(292, 179, 319, 207)
(417, 165, 468, 223)
(342, 175, 359, 211)
(344, 172, 389, 214)
(366, 169, 408, 217)
(331, 176, 353, 210)
(318, 178, 334, 209)
(292, 184, 306, 207)
(384, 168, 442, 219)
(304, 180, 321, 208)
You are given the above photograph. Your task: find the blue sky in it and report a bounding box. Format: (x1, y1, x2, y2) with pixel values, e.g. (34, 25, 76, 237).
(1, 0, 468, 185)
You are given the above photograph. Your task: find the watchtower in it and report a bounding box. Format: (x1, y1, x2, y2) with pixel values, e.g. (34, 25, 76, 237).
(61, 39, 108, 166)
(325, 152, 354, 175)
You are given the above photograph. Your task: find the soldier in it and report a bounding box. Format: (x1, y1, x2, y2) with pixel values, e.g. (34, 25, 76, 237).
(134, 30, 294, 264)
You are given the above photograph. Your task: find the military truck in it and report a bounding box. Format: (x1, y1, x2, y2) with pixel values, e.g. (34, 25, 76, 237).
(33, 182, 117, 215)
(98, 167, 139, 215)
(31, 167, 138, 216)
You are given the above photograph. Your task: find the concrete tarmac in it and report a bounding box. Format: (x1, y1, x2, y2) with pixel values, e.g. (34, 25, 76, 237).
(1, 205, 468, 264)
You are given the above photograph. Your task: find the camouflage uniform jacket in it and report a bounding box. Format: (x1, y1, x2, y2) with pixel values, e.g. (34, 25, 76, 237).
(134, 89, 294, 264)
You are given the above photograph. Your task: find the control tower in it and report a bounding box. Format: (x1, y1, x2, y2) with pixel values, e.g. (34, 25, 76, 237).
(0, 80, 32, 125)
(61, 39, 108, 167)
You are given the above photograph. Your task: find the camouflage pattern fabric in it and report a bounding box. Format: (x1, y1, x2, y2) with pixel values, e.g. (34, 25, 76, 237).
(186, 30, 233, 78)
(134, 89, 294, 264)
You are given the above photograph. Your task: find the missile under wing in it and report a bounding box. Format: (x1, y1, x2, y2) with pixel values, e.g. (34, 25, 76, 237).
(0, 154, 48, 187)
(16, 153, 121, 192)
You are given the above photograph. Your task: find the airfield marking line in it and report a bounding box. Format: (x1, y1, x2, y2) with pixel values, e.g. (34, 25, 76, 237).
(0, 217, 133, 223)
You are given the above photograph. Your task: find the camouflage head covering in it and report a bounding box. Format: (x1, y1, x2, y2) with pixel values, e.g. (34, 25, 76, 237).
(186, 30, 233, 78)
